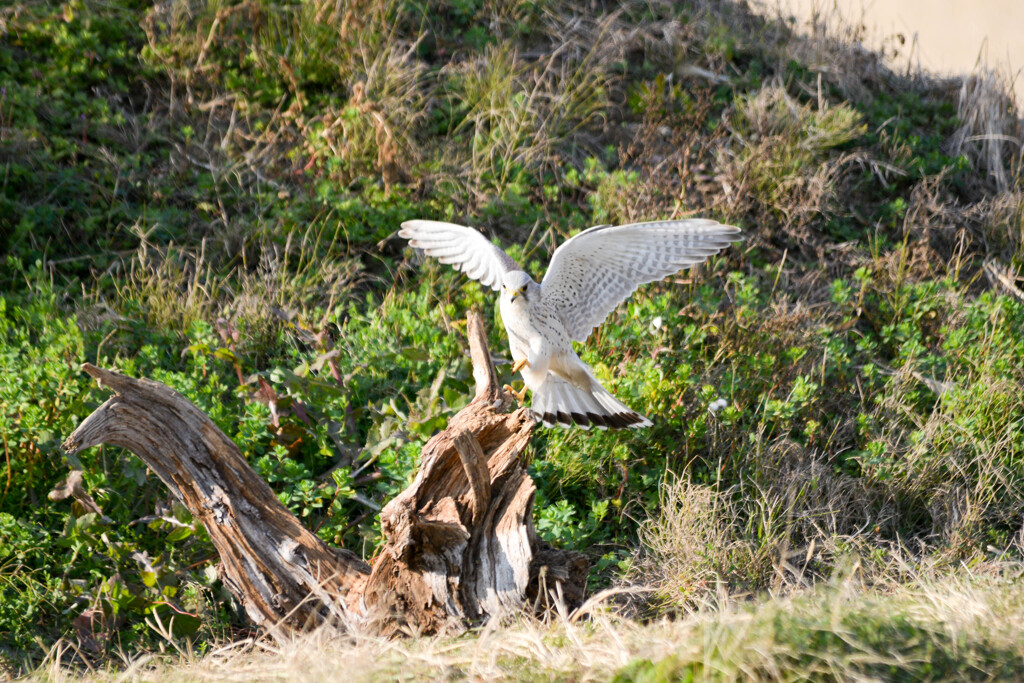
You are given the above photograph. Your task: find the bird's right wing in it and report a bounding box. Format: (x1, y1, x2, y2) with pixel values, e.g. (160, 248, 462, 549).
(398, 220, 520, 291)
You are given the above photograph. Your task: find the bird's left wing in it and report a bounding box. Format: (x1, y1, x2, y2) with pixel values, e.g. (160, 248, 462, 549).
(541, 219, 742, 342)
(399, 220, 521, 291)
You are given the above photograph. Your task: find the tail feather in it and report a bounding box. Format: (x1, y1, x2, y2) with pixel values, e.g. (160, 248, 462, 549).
(530, 374, 651, 430)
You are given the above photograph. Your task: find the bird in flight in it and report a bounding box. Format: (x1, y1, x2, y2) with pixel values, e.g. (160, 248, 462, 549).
(399, 219, 741, 429)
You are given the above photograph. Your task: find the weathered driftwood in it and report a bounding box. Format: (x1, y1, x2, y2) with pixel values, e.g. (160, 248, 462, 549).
(61, 365, 371, 631)
(62, 312, 587, 635)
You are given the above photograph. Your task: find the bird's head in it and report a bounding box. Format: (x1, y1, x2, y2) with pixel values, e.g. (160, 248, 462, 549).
(501, 271, 535, 304)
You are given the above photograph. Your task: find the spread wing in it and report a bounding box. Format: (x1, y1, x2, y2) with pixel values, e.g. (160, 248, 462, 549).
(398, 220, 521, 291)
(540, 219, 742, 342)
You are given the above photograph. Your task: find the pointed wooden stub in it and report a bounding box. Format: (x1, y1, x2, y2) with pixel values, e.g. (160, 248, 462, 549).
(359, 311, 587, 634)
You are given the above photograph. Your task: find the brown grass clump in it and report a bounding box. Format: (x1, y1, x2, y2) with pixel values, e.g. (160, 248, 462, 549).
(720, 84, 865, 240)
(105, 223, 363, 350)
(141, 0, 428, 194)
(778, 1, 912, 102)
(445, 37, 611, 198)
(305, 41, 428, 190)
(631, 438, 907, 610)
(949, 69, 1022, 194)
(632, 474, 747, 609)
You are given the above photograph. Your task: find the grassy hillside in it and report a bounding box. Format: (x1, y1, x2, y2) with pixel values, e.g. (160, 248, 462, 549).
(1, 0, 1022, 677)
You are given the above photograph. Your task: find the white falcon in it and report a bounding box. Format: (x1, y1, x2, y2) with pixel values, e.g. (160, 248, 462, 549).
(399, 219, 742, 429)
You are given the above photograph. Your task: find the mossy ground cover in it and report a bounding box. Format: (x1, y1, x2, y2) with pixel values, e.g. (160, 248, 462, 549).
(1, 0, 1022, 677)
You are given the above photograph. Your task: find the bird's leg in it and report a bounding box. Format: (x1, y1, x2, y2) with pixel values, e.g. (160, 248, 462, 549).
(502, 383, 528, 405)
(511, 358, 529, 374)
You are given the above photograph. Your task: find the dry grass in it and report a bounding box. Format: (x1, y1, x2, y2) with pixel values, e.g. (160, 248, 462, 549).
(632, 474, 745, 610)
(630, 444, 906, 612)
(103, 222, 363, 348)
(950, 69, 1023, 194)
(141, 0, 428, 193)
(773, 0, 910, 102)
(449, 36, 611, 197)
(27, 571, 1024, 682)
(866, 370, 1024, 553)
(303, 31, 429, 189)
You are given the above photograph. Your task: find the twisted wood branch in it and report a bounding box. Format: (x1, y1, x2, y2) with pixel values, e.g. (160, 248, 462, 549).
(62, 311, 587, 635)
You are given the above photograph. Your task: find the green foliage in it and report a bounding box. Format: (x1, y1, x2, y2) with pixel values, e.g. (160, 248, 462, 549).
(0, 270, 91, 508)
(860, 89, 969, 181)
(0, 277, 231, 660)
(0, 1, 158, 278)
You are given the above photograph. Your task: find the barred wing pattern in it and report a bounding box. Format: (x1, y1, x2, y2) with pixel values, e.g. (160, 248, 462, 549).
(540, 219, 742, 342)
(398, 220, 520, 291)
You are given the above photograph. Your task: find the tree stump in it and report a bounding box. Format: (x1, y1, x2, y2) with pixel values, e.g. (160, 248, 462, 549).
(61, 312, 587, 636)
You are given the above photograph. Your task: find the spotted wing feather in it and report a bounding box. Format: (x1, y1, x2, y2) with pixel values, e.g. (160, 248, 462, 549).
(540, 219, 742, 342)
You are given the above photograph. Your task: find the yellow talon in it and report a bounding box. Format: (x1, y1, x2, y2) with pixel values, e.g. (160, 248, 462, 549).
(502, 383, 528, 404)
(511, 358, 529, 374)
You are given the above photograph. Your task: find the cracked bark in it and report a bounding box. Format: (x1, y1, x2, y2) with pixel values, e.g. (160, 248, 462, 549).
(62, 311, 587, 635)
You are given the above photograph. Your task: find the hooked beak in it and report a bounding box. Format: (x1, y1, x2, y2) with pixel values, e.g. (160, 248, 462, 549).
(510, 288, 524, 303)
